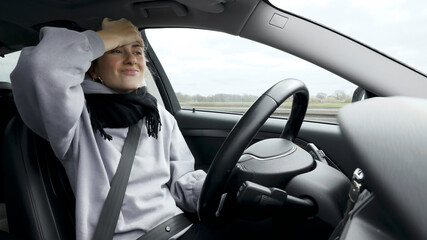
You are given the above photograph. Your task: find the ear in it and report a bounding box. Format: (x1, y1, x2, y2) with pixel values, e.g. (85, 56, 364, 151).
(88, 62, 97, 79)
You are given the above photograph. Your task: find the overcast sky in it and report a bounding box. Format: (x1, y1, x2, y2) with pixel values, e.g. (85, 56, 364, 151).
(2, 0, 425, 98)
(145, 0, 426, 97)
(146, 28, 360, 97)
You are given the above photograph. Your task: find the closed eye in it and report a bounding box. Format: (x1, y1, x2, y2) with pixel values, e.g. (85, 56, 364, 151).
(109, 49, 122, 54)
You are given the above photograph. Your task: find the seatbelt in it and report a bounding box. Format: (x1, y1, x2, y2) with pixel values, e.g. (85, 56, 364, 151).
(137, 213, 192, 240)
(93, 120, 143, 240)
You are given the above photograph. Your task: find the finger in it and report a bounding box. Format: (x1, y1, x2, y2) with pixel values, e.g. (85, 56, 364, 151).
(101, 18, 113, 29)
(118, 18, 131, 26)
(102, 18, 112, 24)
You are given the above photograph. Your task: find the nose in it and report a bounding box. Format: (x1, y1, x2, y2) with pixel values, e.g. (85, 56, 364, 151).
(124, 51, 137, 65)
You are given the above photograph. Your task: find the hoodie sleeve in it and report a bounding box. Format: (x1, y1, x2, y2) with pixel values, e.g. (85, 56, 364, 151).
(10, 27, 105, 159)
(167, 119, 207, 213)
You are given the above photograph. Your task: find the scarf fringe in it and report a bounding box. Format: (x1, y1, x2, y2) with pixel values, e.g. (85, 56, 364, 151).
(85, 87, 161, 141)
(91, 114, 160, 141)
(98, 125, 113, 141)
(90, 113, 113, 141)
(146, 116, 162, 139)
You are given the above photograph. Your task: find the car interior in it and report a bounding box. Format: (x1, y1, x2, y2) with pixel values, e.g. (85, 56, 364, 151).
(1, 0, 427, 240)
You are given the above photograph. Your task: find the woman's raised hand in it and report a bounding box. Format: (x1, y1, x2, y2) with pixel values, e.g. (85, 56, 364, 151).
(97, 18, 143, 52)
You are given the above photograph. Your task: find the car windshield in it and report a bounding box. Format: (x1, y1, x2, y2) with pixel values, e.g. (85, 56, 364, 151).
(270, 0, 427, 75)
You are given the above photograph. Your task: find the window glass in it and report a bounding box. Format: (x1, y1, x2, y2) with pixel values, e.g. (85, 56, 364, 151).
(270, 0, 427, 75)
(144, 67, 164, 107)
(0, 51, 20, 82)
(146, 28, 357, 123)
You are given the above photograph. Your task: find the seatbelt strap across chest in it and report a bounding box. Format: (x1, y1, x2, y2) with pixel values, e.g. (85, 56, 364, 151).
(93, 120, 143, 240)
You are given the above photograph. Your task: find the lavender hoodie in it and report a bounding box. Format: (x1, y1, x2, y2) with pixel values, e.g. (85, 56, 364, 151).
(11, 27, 206, 240)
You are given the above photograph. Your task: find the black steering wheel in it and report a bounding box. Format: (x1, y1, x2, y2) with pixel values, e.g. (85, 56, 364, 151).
(198, 78, 309, 226)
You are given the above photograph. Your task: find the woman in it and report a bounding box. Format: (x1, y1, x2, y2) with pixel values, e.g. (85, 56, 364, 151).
(11, 18, 206, 239)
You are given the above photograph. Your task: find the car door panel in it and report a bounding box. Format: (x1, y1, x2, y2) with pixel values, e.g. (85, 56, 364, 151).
(175, 109, 356, 178)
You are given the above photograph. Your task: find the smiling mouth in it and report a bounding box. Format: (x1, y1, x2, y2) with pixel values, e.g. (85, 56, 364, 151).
(121, 69, 139, 75)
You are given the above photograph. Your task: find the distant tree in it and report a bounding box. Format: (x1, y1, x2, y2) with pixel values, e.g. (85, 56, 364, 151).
(176, 92, 192, 102)
(242, 94, 258, 102)
(316, 92, 327, 102)
(192, 94, 206, 102)
(326, 96, 338, 102)
(332, 90, 348, 101)
(178, 93, 263, 103)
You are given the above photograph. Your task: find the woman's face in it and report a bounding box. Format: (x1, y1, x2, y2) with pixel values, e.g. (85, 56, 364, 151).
(92, 42, 146, 93)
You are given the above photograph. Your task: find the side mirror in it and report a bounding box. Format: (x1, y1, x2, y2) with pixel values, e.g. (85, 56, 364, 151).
(352, 87, 375, 103)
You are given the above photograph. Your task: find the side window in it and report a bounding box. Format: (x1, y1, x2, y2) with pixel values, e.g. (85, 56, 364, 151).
(1, 51, 21, 83)
(144, 66, 164, 107)
(145, 28, 357, 123)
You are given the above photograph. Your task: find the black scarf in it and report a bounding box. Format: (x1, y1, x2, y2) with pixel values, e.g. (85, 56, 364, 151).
(85, 87, 161, 141)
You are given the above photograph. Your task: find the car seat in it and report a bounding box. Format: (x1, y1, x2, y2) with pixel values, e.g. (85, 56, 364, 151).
(1, 114, 76, 240)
